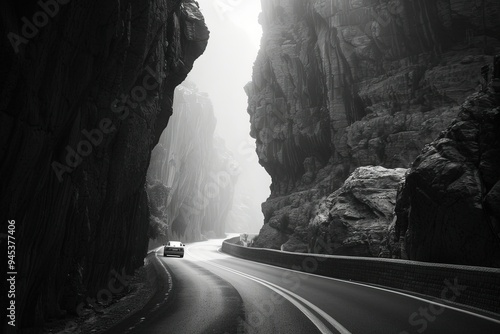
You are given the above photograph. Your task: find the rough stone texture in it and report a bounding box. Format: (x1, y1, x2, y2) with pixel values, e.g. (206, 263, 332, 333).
(0, 0, 208, 330)
(253, 166, 407, 256)
(147, 84, 237, 242)
(42, 259, 156, 334)
(247, 0, 500, 252)
(395, 87, 500, 267)
(307, 166, 407, 257)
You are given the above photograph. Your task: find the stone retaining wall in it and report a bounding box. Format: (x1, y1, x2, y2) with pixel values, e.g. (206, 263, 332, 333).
(222, 237, 500, 314)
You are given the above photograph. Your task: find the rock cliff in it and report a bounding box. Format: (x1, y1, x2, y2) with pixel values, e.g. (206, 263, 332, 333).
(247, 0, 500, 252)
(395, 83, 500, 267)
(253, 166, 407, 256)
(0, 0, 208, 330)
(147, 84, 237, 242)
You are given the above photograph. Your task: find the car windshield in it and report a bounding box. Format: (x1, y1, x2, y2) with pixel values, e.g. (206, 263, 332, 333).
(167, 241, 183, 247)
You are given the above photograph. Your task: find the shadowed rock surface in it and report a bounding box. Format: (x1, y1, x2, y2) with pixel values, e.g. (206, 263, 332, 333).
(0, 0, 208, 330)
(395, 86, 500, 267)
(247, 0, 500, 253)
(253, 166, 407, 257)
(147, 84, 237, 243)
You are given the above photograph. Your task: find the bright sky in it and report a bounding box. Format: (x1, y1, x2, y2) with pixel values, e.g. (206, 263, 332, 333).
(187, 0, 263, 136)
(184, 0, 270, 232)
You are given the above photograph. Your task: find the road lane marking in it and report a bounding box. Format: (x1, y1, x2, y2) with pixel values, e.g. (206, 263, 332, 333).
(214, 246, 500, 325)
(153, 252, 173, 302)
(122, 251, 174, 333)
(186, 245, 352, 334)
(187, 248, 335, 333)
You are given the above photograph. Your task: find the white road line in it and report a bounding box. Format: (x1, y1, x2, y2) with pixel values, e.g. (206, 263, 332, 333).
(153, 251, 173, 298)
(123, 251, 174, 333)
(214, 246, 500, 325)
(186, 245, 352, 334)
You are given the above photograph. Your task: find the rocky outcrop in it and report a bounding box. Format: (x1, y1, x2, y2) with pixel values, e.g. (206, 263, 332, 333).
(147, 84, 237, 242)
(247, 0, 500, 252)
(253, 166, 406, 257)
(308, 166, 406, 257)
(0, 0, 208, 330)
(395, 85, 500, 267)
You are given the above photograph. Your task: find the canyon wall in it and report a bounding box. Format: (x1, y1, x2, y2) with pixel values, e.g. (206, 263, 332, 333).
(0, 0, 208, 330)
(247, 0, 500, 253)
(147, 84, 237, 243)
(395, 84, 500, 267)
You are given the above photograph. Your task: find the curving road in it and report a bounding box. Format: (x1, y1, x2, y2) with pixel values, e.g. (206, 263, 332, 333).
(107, 238, 500, 334)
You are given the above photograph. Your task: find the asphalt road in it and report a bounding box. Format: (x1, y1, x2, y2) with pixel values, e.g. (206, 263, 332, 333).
(107, 238, 500, 334)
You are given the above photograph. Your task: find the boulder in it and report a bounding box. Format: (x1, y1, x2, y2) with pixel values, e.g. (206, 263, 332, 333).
(309, 166, 407, 257)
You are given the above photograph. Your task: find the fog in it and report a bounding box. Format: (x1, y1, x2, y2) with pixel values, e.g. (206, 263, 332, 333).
(183, 0, 270, 233)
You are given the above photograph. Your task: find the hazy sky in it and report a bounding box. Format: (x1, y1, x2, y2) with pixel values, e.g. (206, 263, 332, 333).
(185, 0, 270, 232)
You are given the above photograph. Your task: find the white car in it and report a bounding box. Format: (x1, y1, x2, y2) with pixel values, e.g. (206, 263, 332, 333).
(163, 241, 185, 258)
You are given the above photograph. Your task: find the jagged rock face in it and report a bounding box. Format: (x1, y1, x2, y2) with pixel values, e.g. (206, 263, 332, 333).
(0, 0, 208, 329)
(247, 0, 500, 252)
(395, 89, 500, 267)
(253, 166, 406, 257)
(147, 180, 171, 240)
(308, 166, 407, 257)
(147, 85, 237, 242)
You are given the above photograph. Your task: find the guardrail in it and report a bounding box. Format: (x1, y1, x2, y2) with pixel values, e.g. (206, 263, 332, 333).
(222, 237, 500, 314)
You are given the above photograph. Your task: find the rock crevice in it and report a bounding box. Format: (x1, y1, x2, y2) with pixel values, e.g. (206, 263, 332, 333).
(147, 84, 237, 243)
